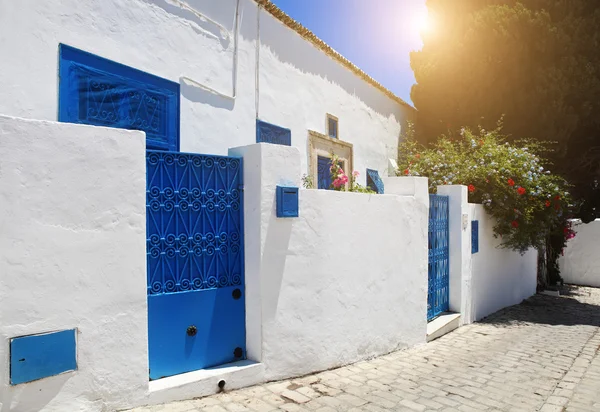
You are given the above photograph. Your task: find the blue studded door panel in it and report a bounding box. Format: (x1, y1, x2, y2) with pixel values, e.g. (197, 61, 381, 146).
(146, 151, 245, 379)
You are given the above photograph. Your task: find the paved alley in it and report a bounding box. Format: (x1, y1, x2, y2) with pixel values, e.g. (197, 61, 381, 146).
(127, 286, 600, 412)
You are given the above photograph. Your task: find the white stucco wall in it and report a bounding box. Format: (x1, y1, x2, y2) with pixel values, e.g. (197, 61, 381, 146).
(0, 0, 411, 184)
(232, 143, 428, 381)
(559, 219, 600, 287)
(0, 116, 147, 412)
(469, 204, 537, 322)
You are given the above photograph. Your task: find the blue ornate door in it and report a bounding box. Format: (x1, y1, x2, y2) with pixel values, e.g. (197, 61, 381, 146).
(146, 151, 245, 379)
(428, 194, 449, 321)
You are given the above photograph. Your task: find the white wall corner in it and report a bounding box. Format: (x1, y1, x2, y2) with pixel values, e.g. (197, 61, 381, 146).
(437, 185, 473, 324)
(388, 158, 398, 177)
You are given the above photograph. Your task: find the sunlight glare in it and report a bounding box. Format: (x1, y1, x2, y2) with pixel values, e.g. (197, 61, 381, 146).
(413, 9, 434, 35)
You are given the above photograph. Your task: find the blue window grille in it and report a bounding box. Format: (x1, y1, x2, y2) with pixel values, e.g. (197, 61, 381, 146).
(472, 220, 479, 254)
(366, 169, 384, 194)
(58, 44, 180, 151)
(256, 120, 291, 146)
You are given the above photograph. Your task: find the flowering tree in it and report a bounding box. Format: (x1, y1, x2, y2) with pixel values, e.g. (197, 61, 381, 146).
(397, 123, 575, 255)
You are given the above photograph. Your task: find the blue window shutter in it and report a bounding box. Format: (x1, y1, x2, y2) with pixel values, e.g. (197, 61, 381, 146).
(472, 220, 479, 254)
(366, 169, 384, 194)
(318, 156, 332, 190)
(256, 120, 291, 146)
(58, 44, 180, 151)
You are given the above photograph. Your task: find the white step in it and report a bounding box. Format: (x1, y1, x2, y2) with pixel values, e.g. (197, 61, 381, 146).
(427, 312, 461, 342)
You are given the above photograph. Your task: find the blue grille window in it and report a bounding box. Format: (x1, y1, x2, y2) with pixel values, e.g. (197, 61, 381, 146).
(366, 169, 384, 194)
(472, 220, 479, 254)
(58, 44, 180, 151)
(256, 120, 291, 146)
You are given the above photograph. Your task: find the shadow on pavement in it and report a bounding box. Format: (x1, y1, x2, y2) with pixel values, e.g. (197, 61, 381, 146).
(479, 287, 600, 328)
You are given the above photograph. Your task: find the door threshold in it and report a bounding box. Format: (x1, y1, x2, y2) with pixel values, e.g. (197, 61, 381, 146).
(427, 312, 461, 342)
(148, 359, 263, 393)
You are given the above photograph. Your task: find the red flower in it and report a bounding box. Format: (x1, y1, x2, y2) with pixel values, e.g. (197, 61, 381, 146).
(555, 195, 561, 200)
(403, 169, 410, 175)
(508, 178, 515, 187)
(511, 220, 519, 228)
(479, 140, 484, 145)
(545, 200, 551, 208)
(517, 187, 526, 195)
(415, 153, 421, 159)
(468, 184, 476, 193)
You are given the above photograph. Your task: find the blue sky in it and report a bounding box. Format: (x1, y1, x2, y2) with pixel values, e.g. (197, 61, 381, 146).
(271, 0, 427, 105)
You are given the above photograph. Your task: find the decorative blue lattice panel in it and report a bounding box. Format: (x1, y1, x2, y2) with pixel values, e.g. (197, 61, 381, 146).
(276, 186, 299, 218)
(146, 151, 244, 295)
(59, 44, 180, 151)
(472, 220, 479, 254)
(366, 169, 384, 194)
(428, 194, 450, 321)
(317, 156, 332, 190)
(256, 120, 291, 146)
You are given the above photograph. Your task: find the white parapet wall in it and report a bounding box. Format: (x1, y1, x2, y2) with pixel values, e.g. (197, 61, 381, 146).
(559, 219, 600, 287)
(0, 115, 148, 411)
(469, 204, 538, 322)
(231, 143, 429, 381)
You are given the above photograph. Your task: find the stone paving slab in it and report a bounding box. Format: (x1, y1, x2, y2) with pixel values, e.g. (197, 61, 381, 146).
(124, 286, 600, 412)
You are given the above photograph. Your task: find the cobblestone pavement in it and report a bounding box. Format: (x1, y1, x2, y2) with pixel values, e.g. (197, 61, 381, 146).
(128, 286, 600, 412)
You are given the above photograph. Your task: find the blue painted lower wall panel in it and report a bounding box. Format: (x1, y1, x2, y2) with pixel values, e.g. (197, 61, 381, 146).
(148, 287, 246, 380)
(10, 329, 77, 385)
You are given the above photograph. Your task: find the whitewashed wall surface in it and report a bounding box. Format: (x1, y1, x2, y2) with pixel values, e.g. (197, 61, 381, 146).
(231, 143, 429, 382)
(0, 0, 412, 185)
(469, 204, 538, 322)
(559, 219, 600, 287)
(0, 115, 147, 412)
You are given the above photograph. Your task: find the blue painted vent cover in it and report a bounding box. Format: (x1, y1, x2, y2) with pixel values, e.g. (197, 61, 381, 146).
(256, 120, 291, 146)
(58, 44, 180, 151)
(10, 329, 77, 385)
(276, 186, 299, 217)
(472, 220, 479, 254)
(366, 169, 384, 194)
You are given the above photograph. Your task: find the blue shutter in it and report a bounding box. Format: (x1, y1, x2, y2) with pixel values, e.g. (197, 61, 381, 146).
(318, 156, 332, 189)
(366, 169, 384, 194)
(256, 120, 291, 146)
(58, 44, 180, 151)
(472, 220, 479, 254)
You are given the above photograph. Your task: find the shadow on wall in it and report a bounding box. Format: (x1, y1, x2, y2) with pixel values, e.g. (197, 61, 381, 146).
(180, 77, 235, 111)
(257, 7, 405, 123)
(0, 372, 71, 412)
(140, 0, 233, 48)
(480, 293, 600, 328)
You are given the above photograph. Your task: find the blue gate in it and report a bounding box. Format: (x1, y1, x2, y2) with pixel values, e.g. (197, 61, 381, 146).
(146, 150, 245, 379)
(428, 194, 449, 321)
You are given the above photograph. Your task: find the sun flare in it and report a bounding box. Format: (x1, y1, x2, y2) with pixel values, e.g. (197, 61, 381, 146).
(414, 10, 434, 35)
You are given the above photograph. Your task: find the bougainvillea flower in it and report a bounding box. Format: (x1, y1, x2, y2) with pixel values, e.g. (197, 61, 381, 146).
(555, 195, 561, 200)
(511, 220, 519, 228)
(404, 169, 410, 175)
(545, 200, 551, 207)
(415, 153, 421, 159)
(508, 178, 515, 186)
(468, 184, 476, 193)
(517, 187, 526, 195)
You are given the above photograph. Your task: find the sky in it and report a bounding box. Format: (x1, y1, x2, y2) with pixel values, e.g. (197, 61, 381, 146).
(271, 0, 428, 105)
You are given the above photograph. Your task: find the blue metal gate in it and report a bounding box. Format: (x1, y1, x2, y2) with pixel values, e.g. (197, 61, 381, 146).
(146, 150, 245, 379)
(428, 194, 449, 321)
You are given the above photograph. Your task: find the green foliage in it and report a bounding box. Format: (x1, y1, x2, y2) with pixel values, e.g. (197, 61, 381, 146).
(398, 123, 574, 253)
(411, 0, 600, 209)
(301, 174, 314, 189)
